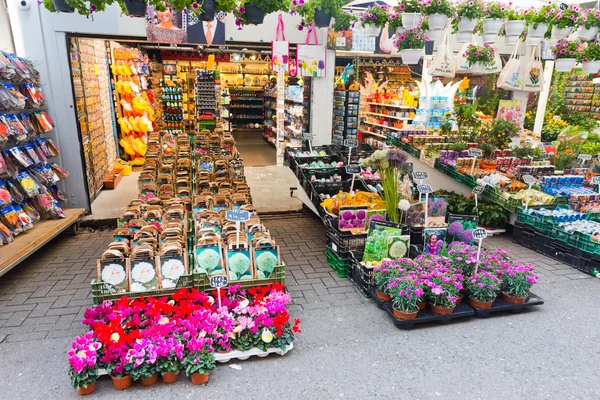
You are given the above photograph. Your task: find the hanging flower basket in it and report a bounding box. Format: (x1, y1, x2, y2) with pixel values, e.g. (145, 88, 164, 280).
(199, 0, 216, 22)
(578, 26, 599, 41)
(456, 31, 471, 43)
(527, 23, 549, 38)
(314, 9, 332, 28)
(551, 26, 572, 40)
(245, 5, 265, 24)
(482, 33, 497, 44)
(402, 13, 422, 29)
(458, 17, 478, 33)
(428, 13, 448, 30)
(400, 49, 423, 65)
(425, 30, 443, 42)
(504, 35, 519, 45)
(471, 62, 486, 74)
(505, 20, 526, 37)
(555, 58, 577, 72)
(123, 0, 147, 17)
(482, 18, 504, 36)
(361, 23, 381, 37)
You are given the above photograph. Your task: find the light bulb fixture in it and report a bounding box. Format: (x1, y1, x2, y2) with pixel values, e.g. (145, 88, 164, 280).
(251, 54, 257, 60)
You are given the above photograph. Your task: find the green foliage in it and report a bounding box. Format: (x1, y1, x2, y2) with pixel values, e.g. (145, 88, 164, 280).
(183, 351, 216, 376)
(362, 4, 390, 28)
(506, 7, 525, 20)
(562, 111, 599, 132)
(130, 362, 155, 381)
(157, 354, 181, 375)
(477, 203, 508, 229)
(448, 142, 467, 151)
(230, 331, 258, 351)
(477, 76, 501, 116)
(480, 118, 519, 152)
(332, 11, 357, 31)
(434, 190, 476, 215)
(524, 4, 555, 28)
(400, 0, 422, 13)
(421, 0, 454, 17)
(215, 0, 240, 13)
(511, 144, 535, 159)
(42, 0, 167, 15)
(484, 3, 507, 19)
(454, 101, 481, 142)
(580, 43, 600, 62)
(69, 366, 98, 390)
(553, 153, 577, 170)
(295, 0, 345, 26)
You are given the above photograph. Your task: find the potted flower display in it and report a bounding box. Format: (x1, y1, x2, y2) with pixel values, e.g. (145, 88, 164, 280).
(479, 118, 518, 169)
(360, 4, 390, 37)
(234, 0, 291, 27)
(42, 0, 74, 13)
(505, 6, 526, 38)
(127, 338, 159, 385)
(482, 3, 507, 43)
(552, 5, 582, 39)
(420, 0, 454, 31)
(102, 345, 134, 390)
(156, 336, 184, 383)
(399, 0, 422, 29)
(463, 44, 495, 73)
(524, 3, 554, 39)
(68, 332, 101, 395)
(183, 348, 216, 385)
(295, 0, 346, 28)
(424, 270, 462, 315)
(394, 27, 427, 65)
(389, 277, 423, 320)
(552, 39, 582, 72)
(373, 261, 403, 301)
(579, 8, 600, 41)
(467, 271, 501, 309)
(452, 0, 486, 34)
(389, 10, 404, 35)
(497, 263, 539, 304)
(579, 42, 600, 74)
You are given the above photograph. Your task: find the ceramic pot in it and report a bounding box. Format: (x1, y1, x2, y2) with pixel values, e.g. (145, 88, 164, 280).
(505, 35, 519, 45)
(482, 18, 504, 35)
(162, 371, 179, 384)
(112, 375, 133, 390)
(392, 306, 418, 320)
(77, 384, 96, 396)
(582, 60, 600, 74)
(362, 23, 381, 37)
(199, 0, 216, 21)
(456, 31, 471, 43)
(51, 0, 74, 12)
(430, 304, 455, 315)
(471, 62, 486, 74)
(191, 373, 209, 385)
(505, 20, 526, 37)
(458, 17, 477, 33)
(468, 297, 494, 309)
(402, 12, 422, 29)
(417, 300, 426, 311)
(428, 13, 448, 30)
(480, 160, 498, 170)
(527, 23, 549, 38)
(482, 33, 498, 44)
(555, 58, 577, 72)
(123, 0, 147, 17)
(245, 5, 265, 25)
(525, 36, 542, 46)
(551, 26, 572, 40)
(578, 26, 599, 41)
(314, 9, 332, 28)
(502, 292, 528, 305)
(141, 373, 158, 386)
(375, 290, 391, 302)
(400, 49, 423, 65)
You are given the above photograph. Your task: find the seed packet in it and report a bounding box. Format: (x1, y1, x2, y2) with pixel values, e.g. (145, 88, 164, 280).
(8, 147, 33, 168)
(1, 83, 26, 109)
(0, 152, 9, 177)
(1, 204, 23, 234)
(252, 242, 280, 280)
(0, 115, 9, 144)
(24, 84, 45, 108)
(18, 172, 40, 197)
(14, 204, 33, 231)
(24, 143, 41, 165)
(19, 114, 37, 138)
(35, 138, 52, 158)
(0, 182, 13, 206)
(0, 221, 13, 245)
(22, 201, 40, 223)
(46, 138, 60, 157)
(5, 178, 26, 203)
(6, 114, 28, 141)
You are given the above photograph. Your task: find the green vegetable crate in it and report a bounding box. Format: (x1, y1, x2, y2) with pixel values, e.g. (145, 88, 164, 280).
(326, 246, 349, 278)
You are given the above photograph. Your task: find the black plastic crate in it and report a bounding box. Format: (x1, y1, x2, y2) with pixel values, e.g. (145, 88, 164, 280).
(541, 236, 580, 267)
(325, 219, 367, 260)
(512, 222, 545, 253)
(311, 179, 370, 219)
(410, 226, 424, 247)
(574, 251, 600, 276)
(348, 251, 373, 298)
(471, 293, 544, 318)
(330, 144, 375, 165)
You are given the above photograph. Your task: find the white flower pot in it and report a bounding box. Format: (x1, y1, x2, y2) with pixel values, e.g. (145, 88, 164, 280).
(402, 12, 422, 29)
(361, 23, 381, 37)
(458, 17, 477, 33)
(504, 35, 519, 45)
(525, 36, 542, 46)
(505, 20, 526, 37)
(527, 23, 549, 38)
(555, 58, 577, 72)
(399, 48, 423, 65)
(578, 26, 599, 41)
(456, 31, 471, 43)
(482, 18, 504, 36)
(428, 13, 448, 30)
(551, 26, 572, 40)
(471, 62, 486, 74)
(582, 60, 600, 74)
(425, 29, 443, 42)
(482, 33, 498, 44)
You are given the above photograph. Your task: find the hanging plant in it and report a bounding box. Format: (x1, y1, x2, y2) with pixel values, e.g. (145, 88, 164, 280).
(393, 27, 427, 50)
(420, 0, 453, 17)
(388, 10, 403, 33)
(524, 3, 555, 29)
(294, 0, 346, 28)
(451, 0, 485, 33)
(554, 5, 582, 29)
(42, 0, 169, 16)
(360, 4, 390, 29)
(463, 44, 495, 67)
(332, 10, 358, 32)
(234, 0, 291, 28)
(483, 3, 507, 20)
(552, 39, 583, 59)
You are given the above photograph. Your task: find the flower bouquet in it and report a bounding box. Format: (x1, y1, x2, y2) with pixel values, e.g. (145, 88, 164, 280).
(393, 27, 427, 65)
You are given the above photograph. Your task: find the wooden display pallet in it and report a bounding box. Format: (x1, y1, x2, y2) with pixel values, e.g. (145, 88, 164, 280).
(0, 208, 85, 278)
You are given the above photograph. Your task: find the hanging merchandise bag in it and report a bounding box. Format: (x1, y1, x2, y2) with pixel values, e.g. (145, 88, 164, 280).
(429, 28, 456, 78)
(297, 26, 327, 77)
(520, 45, 544, 92)
(485, 44, 503, 74)
(271, 14, 289, 74)
(499, 39, 523, 90)
(455, 41, 473, 74)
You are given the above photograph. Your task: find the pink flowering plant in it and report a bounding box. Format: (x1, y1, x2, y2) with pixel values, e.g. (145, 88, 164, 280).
(424, 269, 463, 309)
(155, 335, 184, 376)
(374, 260, 407, 293)
(579, 42, 600, 62)
(497, 263, 539, 299)
(451, 0, 485, 32)
(467, 271, 501, 302)
(581, 9, 600, 29)
(484, 3, 508, 20)
(361, 4, 391, 28)
(463, 44, 495, 67)
(389, 277, 423, 314)
(398, 0, 422, 13)
(524, 3, 556, 28)
(68, 331, 102, 390)
(554, 5, 582, 29)
(394, 27, 428, 50)
(506, 5, 526, 21)
(421, 0, 454, 17)
(388, 10, 403, 32)
(127, 338, 159, 381)
(447, 243, 479, 276)
(552, 39, 583, 60)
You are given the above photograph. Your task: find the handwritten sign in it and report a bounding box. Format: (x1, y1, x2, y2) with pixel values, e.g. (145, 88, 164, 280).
(417, 184, 433, 194)
(302, 132, 314, 140)
(412, 171, 429, 181)
(344, 139, 358, 148)
(472, 186, 485, 195)
(225, 210, 250, 222)
(522, 174, 535, 185)
(468, 148, 483, 157)
(345, 164, 362, 174)
(472, 228, 488, 240)
(210, 275, 228, 288)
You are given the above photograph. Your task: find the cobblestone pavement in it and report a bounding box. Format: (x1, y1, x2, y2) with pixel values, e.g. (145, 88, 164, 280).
(0, 212, 599, 399)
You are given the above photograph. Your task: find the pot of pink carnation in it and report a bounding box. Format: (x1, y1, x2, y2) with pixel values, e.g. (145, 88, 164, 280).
(553, 39, 581, 72)
(127, 338, 159, 385)
(579, 42, 600, 74)
(389, 277, 421, 320)
(156, 336, 184, 384)
(467, 271, 501, 309)
(464, 43, 495, 74)
(68, 331, 101, 396)
(497, 263, 539, 305)
(374, 262, 403, 301)
(424, 273, 461, 315)
(394, 27, 426, 65)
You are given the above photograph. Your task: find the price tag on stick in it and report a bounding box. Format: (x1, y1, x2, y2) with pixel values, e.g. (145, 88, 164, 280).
(592, 176, 600, 193)
(418, 184, 433, 227)
(210, 275, 229, 308)
(226, 210, 250, 247)
(344, 139, 358, 164)
(412, 171, 429, 185)
(472, 185, 484, 208)
(469, 148, 482, 175)
(522, 174, 535, 211)
(579, 153, 592, 166)
(302, 132, 313, 153)
(472, 228, 488, 274)
(346, 164, 362, 192)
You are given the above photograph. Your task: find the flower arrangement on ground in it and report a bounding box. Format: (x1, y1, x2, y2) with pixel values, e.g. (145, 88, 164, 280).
(463, 44, 495, 67)
(497, 262, 539, 304)
(466, 271, 501, 308)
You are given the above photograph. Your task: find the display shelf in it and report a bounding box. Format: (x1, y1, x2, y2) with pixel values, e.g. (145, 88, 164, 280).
(360, 130, 387, 139)
(362, 120, 404, 131)
(365, 111, 411, 121)
(332, 89, 359, 146)
(366, 102, 415, 109)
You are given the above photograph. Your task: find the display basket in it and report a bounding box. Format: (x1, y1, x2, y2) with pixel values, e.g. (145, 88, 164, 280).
(512, 222, 545, 253)
(326, 246, 349, 278)
(348, 251, 373, 298)
(325, 218, 368, 260)
(194, 263, 286, 292)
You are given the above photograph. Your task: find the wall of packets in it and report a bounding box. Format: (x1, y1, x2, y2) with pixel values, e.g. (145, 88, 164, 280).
(0, 51, 70, 247)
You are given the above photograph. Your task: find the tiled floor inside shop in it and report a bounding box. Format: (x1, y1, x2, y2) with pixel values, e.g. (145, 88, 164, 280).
(0, 212, 599, 399)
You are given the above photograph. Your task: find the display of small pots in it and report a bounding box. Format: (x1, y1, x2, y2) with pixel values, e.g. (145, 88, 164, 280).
(456, 31, 471, 43)
(417, 300, 426, 311)
(199, 0, 216, 22)
(468, 297, 494, 309)
(458, 17, 477, 33)
(505, 35, 519, 45)
(123, 0, 147, 17)
(402, 12, 422, 29)
(582, 60, 600, 74)
(77, 384, 96, 396)
(482, 33, 497, 44)
(375, 290, 391, 302)
(51, 0, 74, 13)
(111, 375, 133, 390)
(428, 13, 448, 30)
(551, 26, 572, 40)
(191, 373, 209, 385)
(482, 18, 504, 36)
(392, 306, 418, 320)
(245, 5, 265, 25)
(430, 304, 455, 315)
(502, 292, 528, 305)
(162, 371, 180, 384)
(555, 58, 577, 72)
(505, 20, 526, 37)
(399, 49, 423, 65)
(578, 26, 599, 41)
(141, 373, 158, 386)
(527, 23, 549, 38)
(314, 9, 332, 28)
(361, 23, 381, 37)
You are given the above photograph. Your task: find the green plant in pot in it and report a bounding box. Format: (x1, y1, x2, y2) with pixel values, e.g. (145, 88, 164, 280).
(389, 277, 422, 320)
(235, 0, 291, 27)
(477, 202, 507, 229)
(183, 349, 216, 385)
(498, 262, 539, 304)
(295, 0, 345, 28)
(479, 118, 518, 167)
(332, 10, 358, 32)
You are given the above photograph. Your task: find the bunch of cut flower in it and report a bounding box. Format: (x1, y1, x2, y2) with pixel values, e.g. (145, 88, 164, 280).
(68, 284, 300, 395)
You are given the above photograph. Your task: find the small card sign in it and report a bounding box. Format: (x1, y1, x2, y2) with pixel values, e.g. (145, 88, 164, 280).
(522, 174, 535, 185)
(472, 185, 485, 195)
(559, 2, 568, 10)
(344, 139, 358, 148)
(210, 275, 228, 288)
(346, 164, 362, 174)
(412, 171, 429, 181)
(472, 228, 488, 240)
(468, 148, 483, 157)
(225, 210, 250, 222)
(578, 153, 592, 161)
(417, 184, 433, 194)
(302, 132, 314, 140)
(592, 176, 600, 185)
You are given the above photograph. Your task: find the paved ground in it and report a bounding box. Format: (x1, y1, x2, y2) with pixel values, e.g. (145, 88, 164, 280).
(0, 212, 599, 399)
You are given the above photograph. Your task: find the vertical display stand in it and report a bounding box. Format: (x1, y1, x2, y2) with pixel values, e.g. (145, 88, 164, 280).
(276, 71, 285, 166)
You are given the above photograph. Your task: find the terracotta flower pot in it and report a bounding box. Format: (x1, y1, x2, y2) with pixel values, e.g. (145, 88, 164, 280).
(456, 294, 463, 305)
(502, 292, 527, 305)
(191, 373, 209, 385)
(141, 373, 158, 386)
(112, 375, 132, 390)
(430, 304, 455, 315)
(77, 383, 96, 396)
(375, 290, 391, 302)
(392, 306, 418, 320)
(417, 300, 426, 311)
(480, 160, 497, 170)
(162, 371, 179, 384)
(468, 297, 495, 309)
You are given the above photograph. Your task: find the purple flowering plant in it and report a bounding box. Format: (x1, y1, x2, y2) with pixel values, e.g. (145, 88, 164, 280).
(420, 0, 454, 17)
(374, 259, 410, 292)
(447, 243, 479, 276)
(155, 334, 185, 376)
(394, 27, 428, 50)
(399, 0, 423, 13)
(497, 262, 540, 299)
(552, 39, 583, 60)
(467, 271, 501, 302)
(68, 331, 102, 390)
(553, 5, 581, 29)
(463, 44, 495, 67)
(361, 4, 390, 28)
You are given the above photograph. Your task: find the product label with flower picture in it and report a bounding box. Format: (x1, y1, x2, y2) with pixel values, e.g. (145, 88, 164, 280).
(159, 255, 187, 289)
(128, 258, 159, 293)
(226, 248, 254, 282)
(97, 259, 128, 294)
(297, 28, 327, 78)
(252, 245, 280, 280)
(427, 197, 448, 227)
(423, 227, 448, 256)
(338, 206, 369, 233)
(386, 235, 411, 259)
(363, 220, 407, 262)
(447, 214, 478, 245)
(195, 243, 225, 276)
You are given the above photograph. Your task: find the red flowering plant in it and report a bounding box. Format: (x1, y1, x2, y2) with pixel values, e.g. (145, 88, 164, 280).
(68, 331, 102, 390)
